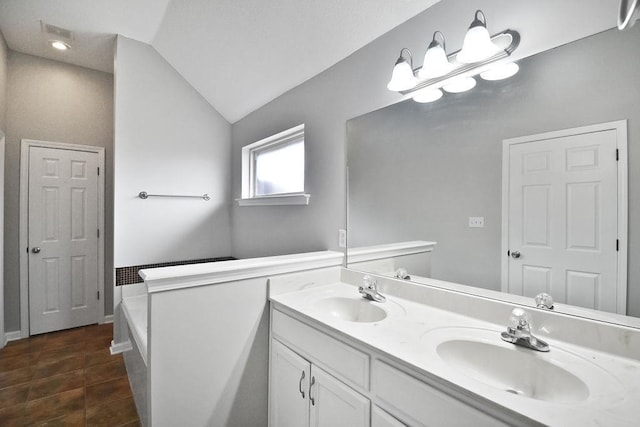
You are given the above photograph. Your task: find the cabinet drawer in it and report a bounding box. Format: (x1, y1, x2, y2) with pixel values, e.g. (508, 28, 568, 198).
(272, 309, 369, 390)
(372, 360, 506, 427)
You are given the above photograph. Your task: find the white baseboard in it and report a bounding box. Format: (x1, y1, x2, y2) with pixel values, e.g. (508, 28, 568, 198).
(4, 330, 23, 343)
(103, 314, 114, 324)
(110, 339, 132, 355)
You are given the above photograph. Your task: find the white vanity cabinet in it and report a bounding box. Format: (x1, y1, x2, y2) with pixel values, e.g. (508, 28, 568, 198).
(270, 337, 370, 427)
(270, 307, 518, 427)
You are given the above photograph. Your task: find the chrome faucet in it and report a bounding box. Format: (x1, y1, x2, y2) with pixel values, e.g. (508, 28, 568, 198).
(359, 275, 386, 303)
(394, 268, 411, 280)
(500, 308, 549, 352)
(534, 292, 554, 310)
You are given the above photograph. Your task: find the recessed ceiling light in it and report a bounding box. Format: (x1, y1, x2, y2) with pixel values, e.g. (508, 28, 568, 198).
(49, 40, 71, 51)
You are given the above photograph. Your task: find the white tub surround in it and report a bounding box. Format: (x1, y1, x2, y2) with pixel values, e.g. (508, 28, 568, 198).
(348, 240, 436, 279)
(121, 250, 343, 427)
(269, 269, 640, 426)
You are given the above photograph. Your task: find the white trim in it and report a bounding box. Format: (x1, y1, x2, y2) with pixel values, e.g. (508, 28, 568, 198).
(501, 120, 628, 314)
(139, 250, 344, 294)
(236, 193, 310, 206)
(19, 139, 106, 338)
(4, 330, 23, 343)
(348, 241, 437, 264)
(110, 339, 133, 355)
(241, 123, 307, 201)
(103, 314, 114, 324)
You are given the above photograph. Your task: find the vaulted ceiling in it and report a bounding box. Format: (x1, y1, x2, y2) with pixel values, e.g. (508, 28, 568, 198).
(0, 0, 440, 122)
(0, 1, 624, 123)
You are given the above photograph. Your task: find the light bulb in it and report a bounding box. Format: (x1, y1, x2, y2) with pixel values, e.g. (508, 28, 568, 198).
(480, 62, 519, 81)
(442, 76, 476, 93)
(412, 88, 443, 103)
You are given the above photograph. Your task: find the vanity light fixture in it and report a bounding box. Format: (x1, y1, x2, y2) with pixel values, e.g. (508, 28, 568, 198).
(386, 10, 520, 104)
(387, 48, 418, 91)
(49, 40, 71, 51)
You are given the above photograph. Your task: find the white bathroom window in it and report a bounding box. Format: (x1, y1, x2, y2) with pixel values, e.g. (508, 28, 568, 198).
(238, 124, 310, 206)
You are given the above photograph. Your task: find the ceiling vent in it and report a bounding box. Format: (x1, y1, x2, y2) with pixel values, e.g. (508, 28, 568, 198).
(40, 21, 74, 40)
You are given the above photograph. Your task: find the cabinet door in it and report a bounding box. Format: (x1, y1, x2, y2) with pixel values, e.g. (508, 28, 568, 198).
(309, 366, 370, 427)
(270, 340, 311, 427)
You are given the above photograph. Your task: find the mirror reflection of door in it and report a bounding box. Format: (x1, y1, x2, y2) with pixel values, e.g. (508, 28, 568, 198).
(28, 145, 100, 334)
(503, 122, 627, 314)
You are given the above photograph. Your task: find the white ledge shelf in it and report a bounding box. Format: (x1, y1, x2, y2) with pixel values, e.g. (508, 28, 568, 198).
(139, 250, 343, 293)
(347, 240, 437, 264)
(236, 193, 310, 206)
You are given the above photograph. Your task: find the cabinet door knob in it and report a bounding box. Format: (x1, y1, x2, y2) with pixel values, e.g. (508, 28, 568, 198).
(511, 250, 521, 259)
(32, 247, 41, 254)
(298, 370, 306, 399)
(309, 376, 316, 406)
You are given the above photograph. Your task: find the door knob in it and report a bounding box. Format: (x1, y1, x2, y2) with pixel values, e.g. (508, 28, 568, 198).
(511, 250, 521, 259)
(31, 247, 41, 254)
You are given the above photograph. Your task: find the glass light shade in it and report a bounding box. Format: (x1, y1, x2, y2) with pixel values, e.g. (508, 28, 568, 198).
(412, 88, 443, 103)
(457, 26, 500, 63)
(456, 11, 500, 64)
(480, 62, 519, 81)
(418, 45, 453, 79)
(387, 59, 418, 92)
(443, 76, 476, 93)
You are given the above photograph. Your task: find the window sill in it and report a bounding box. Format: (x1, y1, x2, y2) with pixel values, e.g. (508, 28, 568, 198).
(236, 193, 310, 207)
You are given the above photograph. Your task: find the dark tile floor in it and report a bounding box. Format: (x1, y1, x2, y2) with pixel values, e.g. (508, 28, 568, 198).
(0, 324, 140, 426)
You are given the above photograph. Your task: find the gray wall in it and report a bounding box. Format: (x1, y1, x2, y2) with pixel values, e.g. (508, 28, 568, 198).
(229, 0, 618, 259)
(4, 52, 114, 331)
(347, 26, 640, 316)
(0, 30, 7, 131)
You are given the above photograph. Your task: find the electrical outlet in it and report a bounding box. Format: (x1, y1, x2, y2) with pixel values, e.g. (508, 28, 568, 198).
(469, 217, 485, 228)
(338, 229, 347, 248)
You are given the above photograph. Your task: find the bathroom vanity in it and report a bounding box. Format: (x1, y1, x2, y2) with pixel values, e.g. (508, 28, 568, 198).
(269, 269, 640, 426)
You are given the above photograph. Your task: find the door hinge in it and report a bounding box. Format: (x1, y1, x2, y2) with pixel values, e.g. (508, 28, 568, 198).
(616, 149, 619, 161)
(97, 291, 100, 300)
(616, 239, 619, 251)
(97, 167, 100, 176)
(97, 229, 100, 238)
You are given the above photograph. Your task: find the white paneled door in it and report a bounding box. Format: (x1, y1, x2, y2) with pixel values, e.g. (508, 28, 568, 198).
(505, 125, 623, 313)
(28, 146, 99, 334)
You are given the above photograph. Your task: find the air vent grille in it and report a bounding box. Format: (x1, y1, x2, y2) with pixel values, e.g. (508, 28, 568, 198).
(40, 21, 73, 40)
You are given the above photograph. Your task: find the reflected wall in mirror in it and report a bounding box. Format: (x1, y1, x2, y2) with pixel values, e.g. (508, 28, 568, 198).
(347, 25, 640, 318)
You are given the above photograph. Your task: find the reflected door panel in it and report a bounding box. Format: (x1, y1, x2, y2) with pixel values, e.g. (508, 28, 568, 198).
(507, 129, 619, 312)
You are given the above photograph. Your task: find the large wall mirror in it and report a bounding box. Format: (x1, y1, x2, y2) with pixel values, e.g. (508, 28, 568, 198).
(346, 24, 640, 322)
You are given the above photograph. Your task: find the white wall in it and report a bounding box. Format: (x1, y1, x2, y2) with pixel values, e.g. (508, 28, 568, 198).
(114, 36, 231, 267)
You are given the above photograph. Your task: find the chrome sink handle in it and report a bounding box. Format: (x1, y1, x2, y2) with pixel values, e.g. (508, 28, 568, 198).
(359, 275, 386, 303)
(501, 308, 549, 352)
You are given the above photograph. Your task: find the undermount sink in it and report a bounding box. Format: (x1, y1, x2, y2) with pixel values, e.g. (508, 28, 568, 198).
(312, 296, 387, 323)
(436, 339, 588, 403)
(422, 328, 620, 405)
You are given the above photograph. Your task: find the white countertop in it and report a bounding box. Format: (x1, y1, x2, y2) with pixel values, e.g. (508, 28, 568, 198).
(270, 282, 640, 426)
